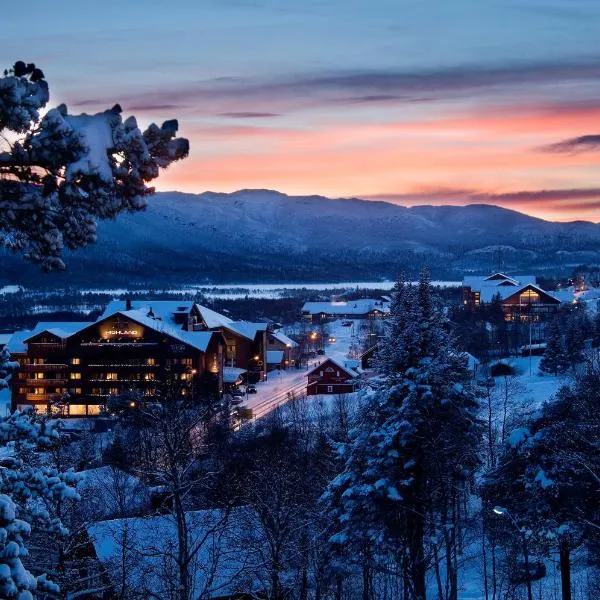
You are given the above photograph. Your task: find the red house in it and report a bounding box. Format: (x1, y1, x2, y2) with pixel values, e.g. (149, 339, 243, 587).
(306, 357, 359, 396)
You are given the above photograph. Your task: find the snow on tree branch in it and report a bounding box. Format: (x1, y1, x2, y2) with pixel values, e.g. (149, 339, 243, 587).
(0, 61, 190, 270)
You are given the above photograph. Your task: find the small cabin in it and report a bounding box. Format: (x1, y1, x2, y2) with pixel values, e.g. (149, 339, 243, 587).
(306, 357, 358, 396)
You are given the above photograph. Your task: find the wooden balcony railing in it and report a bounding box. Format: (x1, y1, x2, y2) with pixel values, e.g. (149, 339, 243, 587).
(25, 378, 67, 386)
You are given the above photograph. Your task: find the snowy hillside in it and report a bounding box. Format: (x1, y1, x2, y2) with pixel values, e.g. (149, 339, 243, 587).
(2, 189, 600, 286)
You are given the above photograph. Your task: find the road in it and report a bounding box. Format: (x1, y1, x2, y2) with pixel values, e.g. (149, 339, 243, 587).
(236, 319, 359, 424)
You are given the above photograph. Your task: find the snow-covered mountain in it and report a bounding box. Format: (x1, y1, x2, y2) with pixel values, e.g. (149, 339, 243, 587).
(4, 189, 600, 285)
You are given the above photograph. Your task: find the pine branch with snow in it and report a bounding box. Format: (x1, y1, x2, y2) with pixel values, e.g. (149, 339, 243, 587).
(0, 61, 189, 270)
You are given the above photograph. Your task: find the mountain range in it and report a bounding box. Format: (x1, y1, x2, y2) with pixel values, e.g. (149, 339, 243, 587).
(3, 189, 600, 287)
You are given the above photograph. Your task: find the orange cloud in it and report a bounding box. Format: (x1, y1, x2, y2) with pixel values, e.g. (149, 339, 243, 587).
(156, 101, 600, 222)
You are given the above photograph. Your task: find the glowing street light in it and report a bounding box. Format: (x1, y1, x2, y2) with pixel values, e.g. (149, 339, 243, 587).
(493, 506, 533, 600)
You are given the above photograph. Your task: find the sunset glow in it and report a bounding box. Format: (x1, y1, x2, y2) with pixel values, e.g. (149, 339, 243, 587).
(5, 0, 600, 222)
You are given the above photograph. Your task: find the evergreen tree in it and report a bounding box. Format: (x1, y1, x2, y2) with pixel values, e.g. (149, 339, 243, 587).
(485, 366, 600, 600)
(564, 306, 592, 371)
(323, 271, 482, 600)
(539, 317, 569, 375)
(0, 61, 189, 269)
(593, 311, 600, 348)
(0, 410, 79, 598)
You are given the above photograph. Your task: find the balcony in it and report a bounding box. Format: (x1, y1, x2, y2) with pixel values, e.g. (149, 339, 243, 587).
(21, 363, 68, 372)
(27, 343, 66, 350)
(25, 378, 67, 386)
(25, 394, 53, 402)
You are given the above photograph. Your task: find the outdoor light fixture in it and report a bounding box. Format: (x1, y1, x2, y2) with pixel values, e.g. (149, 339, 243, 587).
(492, 506, 533, 600)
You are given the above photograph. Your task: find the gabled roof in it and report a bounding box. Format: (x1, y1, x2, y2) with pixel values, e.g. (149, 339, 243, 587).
(18, 322, 91, 347)
(306, 356, 359, 378)
(270, 330, 298, 348)
(499, 283, 561, 305)
(99, 300, 196, 327)
(224, 321, 267, 341)
(479, 282, 560, 304)
(463, 274, 537, 292)
(118, 310, 216, 352)
(195, 303, 234, 329)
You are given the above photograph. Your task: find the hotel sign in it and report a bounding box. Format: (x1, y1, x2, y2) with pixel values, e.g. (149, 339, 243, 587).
(107, 329, 140, 336)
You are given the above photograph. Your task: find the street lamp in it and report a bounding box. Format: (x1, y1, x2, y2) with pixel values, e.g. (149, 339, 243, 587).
(493, 506, 533, 600)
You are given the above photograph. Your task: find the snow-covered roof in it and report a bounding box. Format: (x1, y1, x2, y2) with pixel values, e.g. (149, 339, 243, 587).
(9, 322, 92, 352)
(266, 350, 284, 364)
(306, 357, 360, 378)
(223, 366, 246, 383)
(463, 273, 536, 292)
(88, 507, 266, 599)
(99, 300, 196, 327)
(118, 310, 215, 352)
(301, 299, 390, 316)
(479, 282, 560, 304)
(270, 330, 298, 348)
(195, 303, 234, 329)
(224, 321, 267, 341)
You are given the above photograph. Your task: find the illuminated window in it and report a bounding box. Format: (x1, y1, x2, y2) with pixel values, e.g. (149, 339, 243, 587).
(181, 358, 193, 366)
(70, 387, 82, 394)
(70, 372, 82, 380)
(520, 290, 540, 304)
(18, 387, 27, 394)
(33, 358, 45, 365)
(147, 358, 157, 366)
(92, 388, 101, 395)
(327, 385, 333, 393)
(106, 373, 118, 381)
(144, 373, 155, 381)
(69, 405, 87, 416)
(34, 372, 45, 380)
(34, 387, 45, 395)
(87, 405, 101, 416)
(108, 387, 119, 395)
(180, 373, 191, 381)
(71, 358, 81, 365)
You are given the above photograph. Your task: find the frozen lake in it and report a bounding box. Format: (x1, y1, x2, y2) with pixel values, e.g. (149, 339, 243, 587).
(79, 280, 460, 299)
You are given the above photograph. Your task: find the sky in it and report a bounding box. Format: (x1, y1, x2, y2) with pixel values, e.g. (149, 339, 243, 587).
(4, 0, 600, 222)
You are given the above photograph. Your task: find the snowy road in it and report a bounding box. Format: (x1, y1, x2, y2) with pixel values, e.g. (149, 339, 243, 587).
(236, 319, 361, 423)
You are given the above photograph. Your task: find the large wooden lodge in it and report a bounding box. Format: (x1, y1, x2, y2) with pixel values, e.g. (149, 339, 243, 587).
(8, 300, 270, 416)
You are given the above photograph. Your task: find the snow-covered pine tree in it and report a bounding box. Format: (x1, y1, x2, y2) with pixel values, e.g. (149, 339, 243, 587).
(323, 270, 482, 600)
(539, 317, 569, 375)
(375, 274, 422, 379)
(564, 307, 592, 370)
(593, 311, 600, 348)
(485, 367, 600, 600)
(0, 409, 79, 598)
(0, 61, 189, 270)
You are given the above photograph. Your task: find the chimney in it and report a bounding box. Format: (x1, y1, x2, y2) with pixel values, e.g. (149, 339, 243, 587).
(125, 297, 132, 311)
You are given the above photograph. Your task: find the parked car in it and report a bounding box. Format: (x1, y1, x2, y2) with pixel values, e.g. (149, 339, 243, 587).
(328, 336, 336, 343)
(246, 385, 257, 394)
(231, 397, 244, 405)
(317, 349, 325, 355)
(342, 321, 353, 327)
(231, 389, 244, 398)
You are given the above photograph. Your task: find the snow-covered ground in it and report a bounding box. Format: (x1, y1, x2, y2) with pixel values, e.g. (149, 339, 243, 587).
(238, 319, 360, 422)
(496, 355, 566, 410)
